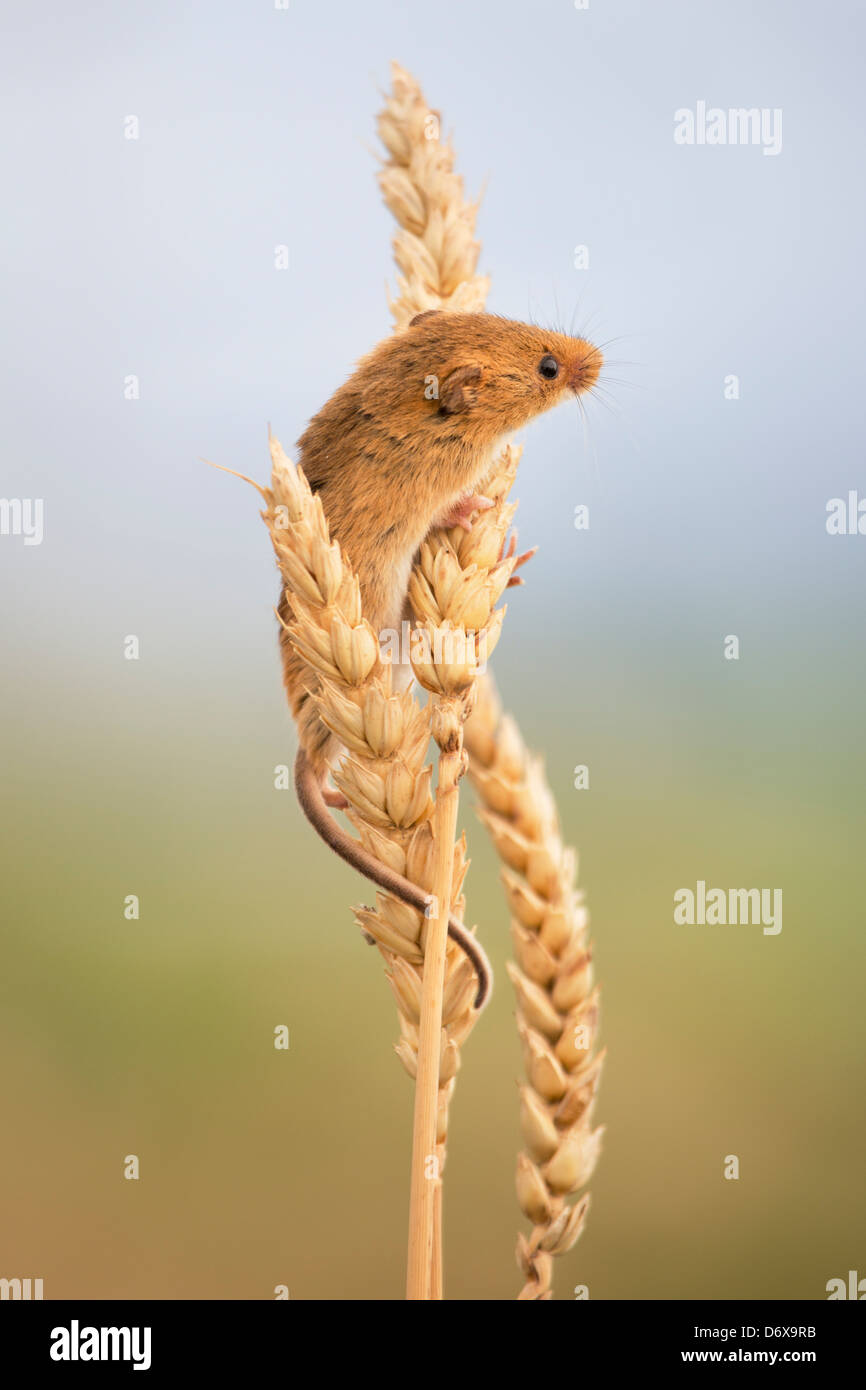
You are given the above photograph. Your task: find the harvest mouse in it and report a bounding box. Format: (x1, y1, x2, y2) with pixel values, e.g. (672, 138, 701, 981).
(283, 310, 602, 1007)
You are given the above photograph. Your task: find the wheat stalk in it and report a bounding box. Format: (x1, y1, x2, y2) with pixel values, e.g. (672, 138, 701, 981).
(402, 521, 514, 1297)
(377, 60, 604, 1300)
(404, 447, 520, 1297)
(223, 431, 501, 1299)
(463, 677, 605, 1299)
(376, 60, 512, 1296)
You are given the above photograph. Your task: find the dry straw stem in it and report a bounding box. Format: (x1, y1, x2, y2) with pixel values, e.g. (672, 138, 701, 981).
(405, 695, 463, 1300)
(378, 59, 604, 1300)
(404, 450, 519, 1299)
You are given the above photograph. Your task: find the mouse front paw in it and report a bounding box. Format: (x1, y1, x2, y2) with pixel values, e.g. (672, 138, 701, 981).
(501, 531, 538, 588)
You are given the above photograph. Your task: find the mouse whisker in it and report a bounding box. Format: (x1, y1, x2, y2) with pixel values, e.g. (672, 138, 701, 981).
(593, 333, 640, 353)
(574, 391, 603, 495)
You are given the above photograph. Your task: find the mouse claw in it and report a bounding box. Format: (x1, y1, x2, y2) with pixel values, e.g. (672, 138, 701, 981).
(322, 783, 349, 810)
(501, 534, 537, 587)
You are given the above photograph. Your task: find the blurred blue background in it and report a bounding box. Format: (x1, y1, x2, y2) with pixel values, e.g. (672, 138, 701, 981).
(1, 0, 864, 1299)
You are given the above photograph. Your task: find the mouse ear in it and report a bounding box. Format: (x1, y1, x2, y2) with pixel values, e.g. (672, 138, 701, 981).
(409, 309, 442, 327)
(438, 363, 482, 415)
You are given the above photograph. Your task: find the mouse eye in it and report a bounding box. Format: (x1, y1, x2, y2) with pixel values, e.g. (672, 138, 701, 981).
(538, 354, 559, 380)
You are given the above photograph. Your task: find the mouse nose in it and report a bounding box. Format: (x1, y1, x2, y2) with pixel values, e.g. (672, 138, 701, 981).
(569, 343, 603, 393)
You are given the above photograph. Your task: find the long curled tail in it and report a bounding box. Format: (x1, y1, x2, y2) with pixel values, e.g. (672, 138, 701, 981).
(295, 746, 492, 1009)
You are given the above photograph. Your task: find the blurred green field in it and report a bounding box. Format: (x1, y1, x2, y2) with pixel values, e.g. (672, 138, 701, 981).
(3, 609, 863, 1301)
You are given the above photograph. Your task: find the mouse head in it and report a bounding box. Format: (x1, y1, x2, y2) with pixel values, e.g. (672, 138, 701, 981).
(404, 310, 602, 438)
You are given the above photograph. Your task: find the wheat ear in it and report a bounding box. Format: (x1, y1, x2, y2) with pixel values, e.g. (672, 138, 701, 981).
(463, 677, 605, 1299)
(377, 60, 604, 1300)
(377, 60, 489, 328)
